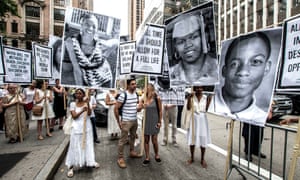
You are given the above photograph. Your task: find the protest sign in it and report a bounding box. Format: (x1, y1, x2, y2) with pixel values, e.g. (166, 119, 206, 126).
(278, 15, 300, 91)
(131, 24, 165, 75)
(119, 41, 135, 75)
(33, 43, 53, 79)
(3, 46, 32, 83)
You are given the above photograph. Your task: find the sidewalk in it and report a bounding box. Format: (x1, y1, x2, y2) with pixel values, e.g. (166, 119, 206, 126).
(0, 120, 69, 180)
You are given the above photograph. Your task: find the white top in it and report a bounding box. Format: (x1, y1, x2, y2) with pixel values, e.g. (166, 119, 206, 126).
(23, 87, 35, 103)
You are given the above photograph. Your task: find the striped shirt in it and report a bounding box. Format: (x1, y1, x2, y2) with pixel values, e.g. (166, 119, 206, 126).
(117, 91, 138, 121)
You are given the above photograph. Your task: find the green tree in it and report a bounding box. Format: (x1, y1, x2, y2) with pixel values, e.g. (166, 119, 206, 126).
(0, 0, 19, 18)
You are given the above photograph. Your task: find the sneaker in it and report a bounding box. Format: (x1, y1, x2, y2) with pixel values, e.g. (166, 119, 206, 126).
(142, 159, 150, 167)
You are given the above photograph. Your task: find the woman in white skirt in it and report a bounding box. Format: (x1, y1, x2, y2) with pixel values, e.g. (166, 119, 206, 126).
(182, 86, 212, 168)
(31, 80, 55, 140)
(105, 89, 120, 139)
(65, 88, 99, 178)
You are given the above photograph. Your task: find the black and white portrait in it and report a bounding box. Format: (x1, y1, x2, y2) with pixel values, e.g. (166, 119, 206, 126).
(61, 7, 120, 88)
(48, 35, 62, 83)
(208, 28, 282, 127)
(165, 1, 218, 87)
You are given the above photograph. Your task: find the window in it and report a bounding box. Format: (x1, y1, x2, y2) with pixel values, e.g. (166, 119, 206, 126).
(0, 21, 6, 33)
(54, 8, 65, 21)
(26, 41, 32, 50)
(54, 0, 65, 6)
(11, 21, 18, 33)
(26, 22, 40, 36)
(54, 25, 63, 37)
(12, 39, 18, 47)
(26, 6, 40, 18)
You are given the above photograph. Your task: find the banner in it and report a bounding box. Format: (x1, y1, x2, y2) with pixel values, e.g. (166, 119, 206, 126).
(0, 37, 4, 75)
(3, 46, 32, 83)
(119, 41, 135, 75)
(33, 43, 52, 79)
(131, 24, 165, 75)
(165, 1, 219, 86)
(208, 28, 282, 127)
(277, 15, 300, 91)
(61, 7, 120, 88)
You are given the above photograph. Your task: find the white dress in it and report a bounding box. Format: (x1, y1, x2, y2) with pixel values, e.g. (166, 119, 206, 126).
(65, 102, 97, 168)
(107, 93, 120, 135)
(186, 95, 211, 147)
(31, 89, 55, 120)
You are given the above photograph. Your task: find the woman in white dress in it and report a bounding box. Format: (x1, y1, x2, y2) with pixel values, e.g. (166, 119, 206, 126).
(31, 80, 55, 140)
(105, 89, 120, 139)
(23, 80, 37, 129)
(65, 88, 99, 178)
(182, 86, 212, 168)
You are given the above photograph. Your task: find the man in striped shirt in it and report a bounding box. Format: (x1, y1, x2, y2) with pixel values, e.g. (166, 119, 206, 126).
(114, 78, 143, 168)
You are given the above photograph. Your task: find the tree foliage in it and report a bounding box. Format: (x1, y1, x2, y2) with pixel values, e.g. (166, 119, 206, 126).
(0, 0, 19, 18)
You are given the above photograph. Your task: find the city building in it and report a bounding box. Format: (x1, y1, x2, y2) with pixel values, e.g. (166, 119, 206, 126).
(128, 0, 145, 40)
(0, 0, 93, 49)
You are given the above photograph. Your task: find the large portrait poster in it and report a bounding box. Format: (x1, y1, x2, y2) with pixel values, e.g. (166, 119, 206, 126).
(165, 1, 218, 87)
(3, 46, 32, 83)
(119, 41, 135, 75)
(208, 28, 282, 127)
(131, 24, 165, 75)
(33, 43, 52, 79)
(277, 15, 300, 91)
(48, 35, 62, 85)
(61, 7, 121, 88)
(0, 36, 4, 75)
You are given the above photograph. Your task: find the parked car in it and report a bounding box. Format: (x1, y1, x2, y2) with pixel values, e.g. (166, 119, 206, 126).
(94, 89, 109, 127)
(272, 94, 293, 117)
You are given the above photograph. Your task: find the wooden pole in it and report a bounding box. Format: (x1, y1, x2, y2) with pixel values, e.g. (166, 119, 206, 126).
(43, 81, 50, 134)
(140, 76, 148, 156)
(288, 116, 300, 180)
(63, 87, 66, 110)
(191, 87, 195, 145)
(82, 89, 89, 149)
(224, 119, 235, 180)
(16, 87, 23, 142)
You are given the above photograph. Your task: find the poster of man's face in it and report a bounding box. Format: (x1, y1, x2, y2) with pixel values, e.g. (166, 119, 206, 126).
(165, 1, 218, 87)
(60, 7, 121, 89)
(209, 28, 282, 127)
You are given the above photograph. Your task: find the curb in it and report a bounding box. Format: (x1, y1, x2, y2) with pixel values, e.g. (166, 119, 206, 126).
(34, 136, 70, 180)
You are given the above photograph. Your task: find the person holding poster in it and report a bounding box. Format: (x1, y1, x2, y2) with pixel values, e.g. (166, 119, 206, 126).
(181, 86, 212, 168)
(208, 32, 272, 126)
(169, 14, 218, 86)
(2, 84, 27, 143)
(139, 83, 162, 166)
(62, 13, 112, 87)
(65, 88, 100, 178)
(32, 80, 55, 140)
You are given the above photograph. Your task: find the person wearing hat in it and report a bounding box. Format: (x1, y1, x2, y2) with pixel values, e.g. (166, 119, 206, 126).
(169, 14, 218, 86)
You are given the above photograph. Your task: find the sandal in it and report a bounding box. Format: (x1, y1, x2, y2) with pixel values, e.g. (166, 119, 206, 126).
(129, 151, 142, 158)
(94, 162, 100, 169)
(38, 135, 44, 140)
(201, 160, 207, 168)
(186, 159, 194, 165)
(142, 159, 150, 167)
(155, 157, 162, 164)
(67, 168, 74, 178)
(117, 158, 126, 168)
(46, 133, 53, 137)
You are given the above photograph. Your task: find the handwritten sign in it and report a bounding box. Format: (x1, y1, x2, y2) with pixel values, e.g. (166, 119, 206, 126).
(131, 24, 165, 75)
(119, 41, 135, 75)
(3, 46, 32, 83)
(33, 43, 52, 79)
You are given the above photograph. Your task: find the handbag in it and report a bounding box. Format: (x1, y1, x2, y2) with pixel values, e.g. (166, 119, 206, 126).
(24, 102, 33, 111)
(63, 115, 73, 135)
(32, 105, 43, 116)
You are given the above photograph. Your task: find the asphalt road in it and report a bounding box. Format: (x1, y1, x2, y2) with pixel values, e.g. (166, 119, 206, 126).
(53, 113, 300, 180)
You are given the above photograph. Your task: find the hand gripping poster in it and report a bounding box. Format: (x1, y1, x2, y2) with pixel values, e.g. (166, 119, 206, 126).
(165, 1, 219, 87)
(61, 7, 121, 89)
(3, 46, 32, 83)
(208, 28, 282, 127)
